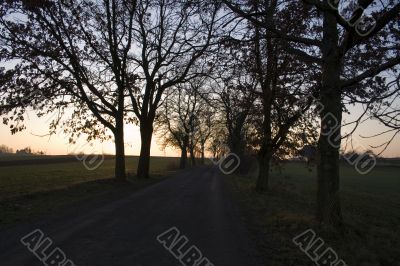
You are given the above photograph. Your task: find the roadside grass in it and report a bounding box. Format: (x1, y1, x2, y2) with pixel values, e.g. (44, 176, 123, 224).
(0, 154, 52, 161)
(0, 156, 180, 228)
(0, 156, 179, 200)
(226, 162, 400, 266)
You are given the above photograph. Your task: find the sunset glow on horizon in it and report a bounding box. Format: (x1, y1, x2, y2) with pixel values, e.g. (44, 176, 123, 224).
(0, 110, 179, 157)
(1, 104, 399, 158)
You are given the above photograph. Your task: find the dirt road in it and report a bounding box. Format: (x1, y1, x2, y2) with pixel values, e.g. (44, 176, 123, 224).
(0, 167, 261, 266)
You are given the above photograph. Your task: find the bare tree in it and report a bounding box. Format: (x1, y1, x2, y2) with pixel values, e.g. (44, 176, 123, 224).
(128, 0, 220, 178)
(223, 0, 400, 227)
(0, 0, 139, 180)
(155, 86, 193, 169)
(195, 105, 214, 165)
(211, 46, 258, 159)
(222, 0, 318, 191)
(155, 78, 213, 168)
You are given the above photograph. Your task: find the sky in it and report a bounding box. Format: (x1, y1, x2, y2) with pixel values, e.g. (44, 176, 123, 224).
(0, 103, 399, 158)
(0, 110, 178, 157)
(0, 2, 398, 158)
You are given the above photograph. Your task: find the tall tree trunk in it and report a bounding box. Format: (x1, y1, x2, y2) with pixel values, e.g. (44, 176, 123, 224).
(180, 146, 187, 169)
(229, 113, 246, 157)
(189, 146, 196, 166)
(254, 15, 274, 192)
(114, 120, 127, 181)
(229, 132, 243, 157)
(200, 143, 205, 165)
(255, 151, 272, 192)
(137, 120, 153, 178)
(316, 10, 343, 227)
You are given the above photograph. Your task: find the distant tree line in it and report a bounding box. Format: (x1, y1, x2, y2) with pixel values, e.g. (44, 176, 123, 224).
(0, 144, 13, 154)
(0, 145, 45, 155)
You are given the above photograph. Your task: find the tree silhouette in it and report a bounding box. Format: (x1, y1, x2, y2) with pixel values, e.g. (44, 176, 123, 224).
(127, 0, 220, 178)
(0, 0, 139, 180)
(223, 0, 400, 227)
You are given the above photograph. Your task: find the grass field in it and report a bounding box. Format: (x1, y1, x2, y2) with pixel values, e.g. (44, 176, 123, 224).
(227, 162, 400, 266)
(1, 155, 398, 265)
(0, 156, 180, 228)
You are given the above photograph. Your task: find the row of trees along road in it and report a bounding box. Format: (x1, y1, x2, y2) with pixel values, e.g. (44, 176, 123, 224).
(0, 0, 399, 229)
(223, 0, 399, 227)
(0, 0, 221, 179)
(155, 78, 214, 169)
